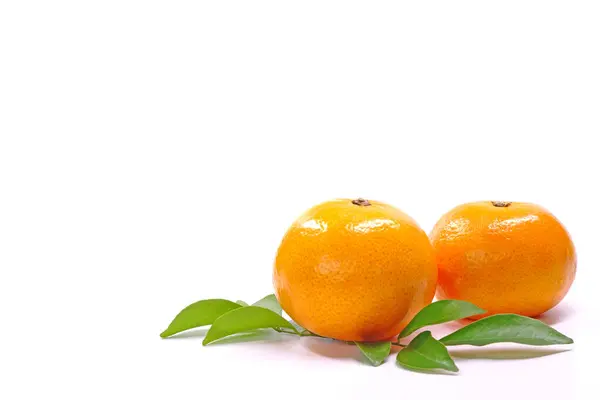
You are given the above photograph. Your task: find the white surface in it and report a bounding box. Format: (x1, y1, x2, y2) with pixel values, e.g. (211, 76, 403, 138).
(1, 1, 599, 399)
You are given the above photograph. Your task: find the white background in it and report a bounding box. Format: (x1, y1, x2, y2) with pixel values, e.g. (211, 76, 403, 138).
(1, 1, 599, 399)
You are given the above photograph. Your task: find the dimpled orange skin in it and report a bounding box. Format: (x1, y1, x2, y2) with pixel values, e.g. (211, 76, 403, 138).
(430, 201, 576, 318)
(273, 199, 437, 342)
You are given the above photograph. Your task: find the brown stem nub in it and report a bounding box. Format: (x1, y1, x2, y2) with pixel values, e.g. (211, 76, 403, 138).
(491, 201, 512, 207)
(352, 198, 371, 207)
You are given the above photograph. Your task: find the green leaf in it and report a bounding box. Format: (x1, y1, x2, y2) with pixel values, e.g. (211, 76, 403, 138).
(355, 342, 392, 367)
(160, 299, 241, 338)
(440, 314, 574, 346)
(203, 306, 297, 345)
(235, 300, 249, 306)
(252, 294, 282, 315)
(399, 300, 486, 338)
(396, 331, 459, 372)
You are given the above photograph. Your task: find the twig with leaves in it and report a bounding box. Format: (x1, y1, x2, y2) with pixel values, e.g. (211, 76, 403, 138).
(160, 295, 573, 373)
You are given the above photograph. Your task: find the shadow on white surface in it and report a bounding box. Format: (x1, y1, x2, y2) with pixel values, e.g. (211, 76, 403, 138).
(537, 303, 575, 325)
(303, 337, 357, 360)
(449, 347, 571, 360)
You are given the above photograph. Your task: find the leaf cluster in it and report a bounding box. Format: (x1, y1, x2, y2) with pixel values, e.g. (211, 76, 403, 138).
(160, 296, 573, 373)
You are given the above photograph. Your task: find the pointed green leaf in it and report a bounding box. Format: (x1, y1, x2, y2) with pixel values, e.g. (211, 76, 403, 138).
(440, 314, 574, 346)
(235, 300, 249, 306)
(355, 342, 392, 366)
(252, 294, 282, 315)
(160, 299, 241, 338)
(399, 300, 486, 338)
(203, 306, 297, 345)
(397, 331, 459, 372)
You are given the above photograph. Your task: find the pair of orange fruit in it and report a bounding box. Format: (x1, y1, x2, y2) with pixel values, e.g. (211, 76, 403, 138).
(273, 198, 576, 342)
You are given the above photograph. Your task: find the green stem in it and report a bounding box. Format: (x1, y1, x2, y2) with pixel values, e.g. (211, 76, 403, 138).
(273, 328, 300, 335)
(390, 341, 406, 347)
(273, 327, 330, 339)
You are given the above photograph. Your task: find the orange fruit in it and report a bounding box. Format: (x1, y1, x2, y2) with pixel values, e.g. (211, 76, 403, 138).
(430, 201, 576, 318)
(273, 198, 437, 342)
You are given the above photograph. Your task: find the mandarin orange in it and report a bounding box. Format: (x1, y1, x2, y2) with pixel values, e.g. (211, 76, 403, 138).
(430, 201, 576, 318)
(273, 198, 437, 341)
